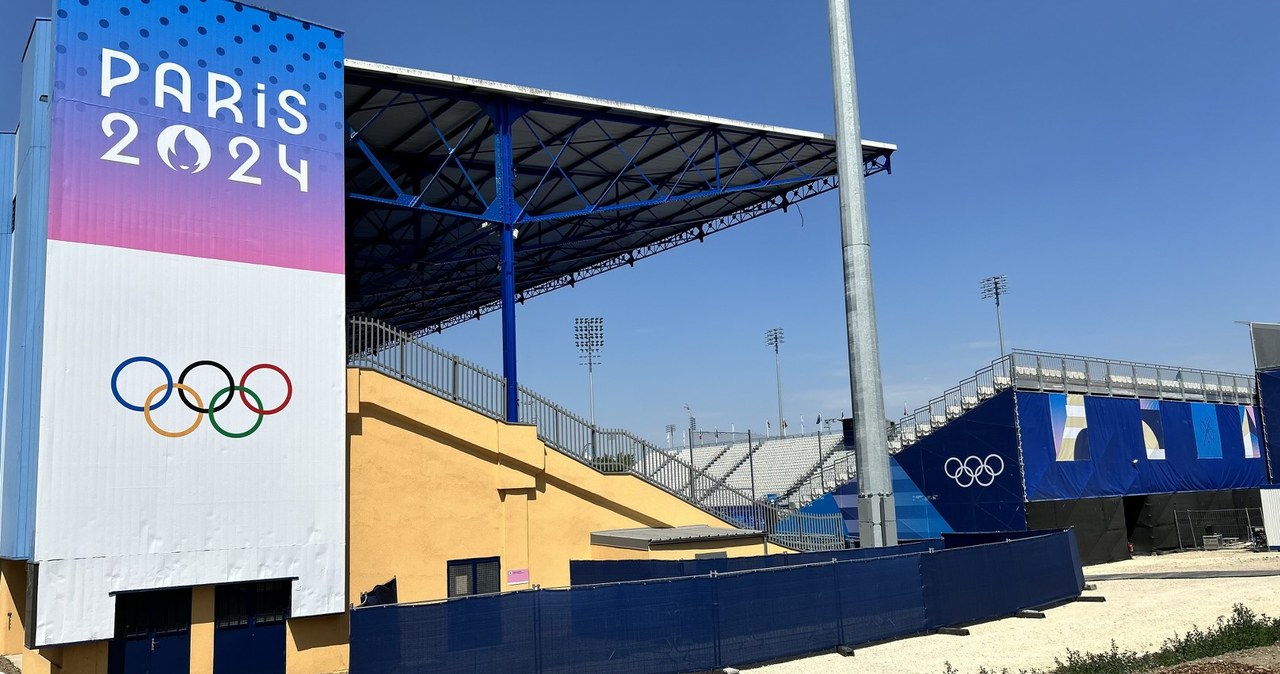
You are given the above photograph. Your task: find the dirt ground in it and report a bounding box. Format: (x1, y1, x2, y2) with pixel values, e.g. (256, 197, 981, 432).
(744, 549, 1280, 674)
(1150, 644, 1280, 673)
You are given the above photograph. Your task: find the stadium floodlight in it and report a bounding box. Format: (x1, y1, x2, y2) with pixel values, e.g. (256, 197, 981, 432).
(766, 328, 786, 437)
(980, 275, 1009, 357)
(575, 317, 604, 457)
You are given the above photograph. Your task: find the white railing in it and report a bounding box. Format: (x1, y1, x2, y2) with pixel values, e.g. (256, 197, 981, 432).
(893, 349, 1256, 452)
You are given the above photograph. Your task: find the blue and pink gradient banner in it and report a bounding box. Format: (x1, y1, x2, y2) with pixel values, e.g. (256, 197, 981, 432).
(34, 0, 348, 645)
(49, 0, 345, 273)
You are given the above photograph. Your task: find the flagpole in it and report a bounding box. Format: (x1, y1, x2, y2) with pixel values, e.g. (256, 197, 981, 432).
(816, 417, 825, 491)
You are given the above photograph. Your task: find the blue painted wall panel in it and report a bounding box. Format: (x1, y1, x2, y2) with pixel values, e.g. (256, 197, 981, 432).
(0, 20, 52, 559)
(0, 132, 15, 446)
(824, 390, 1023, 537)
(826, 459, 954, 540)
(895, 389, 1025, 532)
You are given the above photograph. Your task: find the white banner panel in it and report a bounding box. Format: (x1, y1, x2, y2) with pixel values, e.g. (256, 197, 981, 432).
(39, 0, 346, 645)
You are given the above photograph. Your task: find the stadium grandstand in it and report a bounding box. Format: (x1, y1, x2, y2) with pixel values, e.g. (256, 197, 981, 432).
(14, 0, 1266, 671)
(797, 348, 1266, 563)
(684, 432, 849, 501)
(3, 4, 908, 670)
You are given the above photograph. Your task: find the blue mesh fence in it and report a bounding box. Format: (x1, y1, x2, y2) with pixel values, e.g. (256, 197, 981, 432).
(941, 530, 1064, 547)
(351, 530, 1082, 674)
(835, 551, 929, 644)
(569, 539, 940, 585)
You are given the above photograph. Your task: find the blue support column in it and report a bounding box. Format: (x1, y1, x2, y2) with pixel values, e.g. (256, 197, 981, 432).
(493, 102, 520, 422)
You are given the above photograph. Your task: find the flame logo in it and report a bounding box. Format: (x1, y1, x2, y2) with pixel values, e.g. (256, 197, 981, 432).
(156, 125, 212, 174)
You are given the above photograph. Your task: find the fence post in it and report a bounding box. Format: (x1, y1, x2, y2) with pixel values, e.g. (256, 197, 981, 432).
(533, 585, 543, 674)
(451, 358, 460, 401)
(831, 558, 846, 647)
(397, 335, 406, 380)
(1175, 509, 1184, 551)
(710, 572, 723, 670)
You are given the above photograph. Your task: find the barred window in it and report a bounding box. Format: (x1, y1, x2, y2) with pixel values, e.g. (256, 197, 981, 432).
(447, 557, 500, 598)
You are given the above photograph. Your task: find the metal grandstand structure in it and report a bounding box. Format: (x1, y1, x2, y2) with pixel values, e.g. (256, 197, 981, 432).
(892, 350, 1257, 450)
(343, 60, 895, 422)
(775, 350, 1261, 507)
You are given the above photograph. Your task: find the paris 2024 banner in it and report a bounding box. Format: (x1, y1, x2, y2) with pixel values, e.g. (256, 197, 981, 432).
(36, 0, 345, 645)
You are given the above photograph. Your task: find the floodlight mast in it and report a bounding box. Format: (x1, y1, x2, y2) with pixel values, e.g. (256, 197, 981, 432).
(575, 317, 604, 458)
(766, 328, 786, 437)
(980, 275, 1009, 358)
(827, 0, 896, 546)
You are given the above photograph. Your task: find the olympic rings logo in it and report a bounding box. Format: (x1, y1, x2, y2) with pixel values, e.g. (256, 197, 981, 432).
(942, 454, 1005, 488)
(111, 357, 292, 438)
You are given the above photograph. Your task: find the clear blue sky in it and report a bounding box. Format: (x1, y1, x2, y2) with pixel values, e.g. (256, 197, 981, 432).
(3, 1, 1277, 444)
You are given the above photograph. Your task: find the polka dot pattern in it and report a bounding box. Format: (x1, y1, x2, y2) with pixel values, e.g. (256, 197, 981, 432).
(53, 0, 345, 147)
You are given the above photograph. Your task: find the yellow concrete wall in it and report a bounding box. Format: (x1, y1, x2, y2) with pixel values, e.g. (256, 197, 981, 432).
(0, 560, 26, 656)
(21, 642, 108, 674)
(349, 367, 756, 605)
(191, 586, 215, 674)
(286, 613, 348, 674)
(589, 544, 651, 561)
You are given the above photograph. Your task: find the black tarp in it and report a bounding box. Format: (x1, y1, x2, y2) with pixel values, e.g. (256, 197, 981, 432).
(1025, 497, 1128, 565)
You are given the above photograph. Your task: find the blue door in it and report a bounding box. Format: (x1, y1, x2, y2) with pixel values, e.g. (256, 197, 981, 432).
(108, 588, 192, 674)
(213, 581, 289, 674)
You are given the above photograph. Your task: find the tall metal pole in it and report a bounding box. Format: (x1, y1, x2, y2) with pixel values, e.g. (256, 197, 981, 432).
(687, 420, 695, 500)
(775, 349, 784, 436)
(747, 429, 767, 553)
(685, 404, 696, 499)
(994, 294, 1006, 357)
(827, 0, 896, 547)
(816, 423, 825, 489)
(766, 328, 786, 437)
(587, 358, 596, 458)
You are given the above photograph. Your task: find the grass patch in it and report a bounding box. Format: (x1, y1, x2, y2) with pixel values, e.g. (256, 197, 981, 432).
(941, 604, 1280, 674)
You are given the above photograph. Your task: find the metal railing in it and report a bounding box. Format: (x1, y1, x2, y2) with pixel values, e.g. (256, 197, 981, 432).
(347, 317, 849, 551)
(892, 349, 1256, 454)
(1175, 508, 1265, 550)
(1010, 350, 1255, 405)
(788, 441, 857, 506)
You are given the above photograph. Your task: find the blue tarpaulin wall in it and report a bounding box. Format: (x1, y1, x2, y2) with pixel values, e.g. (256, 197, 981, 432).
(351, 530, 1083, 674)
(569, 540, 940, 585)
(827, 390, 1024, 539)
(1260, 370, 1280, 482)
(827, 459, 956, 540)
(1019, 392, 1266, 501)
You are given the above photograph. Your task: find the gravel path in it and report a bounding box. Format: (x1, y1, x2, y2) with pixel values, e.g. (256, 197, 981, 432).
(744, 550, 1280, 674)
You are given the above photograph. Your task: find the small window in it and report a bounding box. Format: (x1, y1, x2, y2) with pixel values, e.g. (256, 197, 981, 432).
(216, 581, 290, 629)
(215, 585, 250, 629)
(447, 557, 500, 598)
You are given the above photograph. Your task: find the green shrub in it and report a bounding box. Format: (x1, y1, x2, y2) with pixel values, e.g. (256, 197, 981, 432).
(940, 605, 1280, 674)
